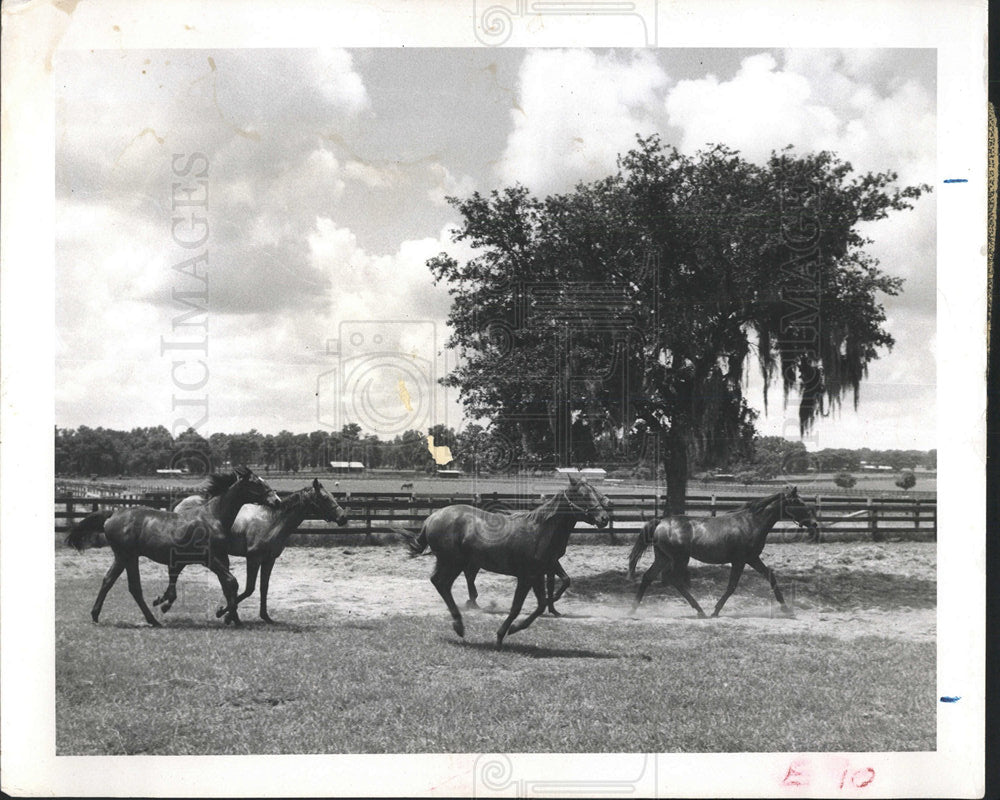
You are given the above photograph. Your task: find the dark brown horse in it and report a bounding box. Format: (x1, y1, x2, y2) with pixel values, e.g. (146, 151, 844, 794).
(628, 486, 819, 617)
(404, 475, 610, 649)
(462, 560, 571, 615)
(157, 478, 348, 622)
(65, 467, 281, 627)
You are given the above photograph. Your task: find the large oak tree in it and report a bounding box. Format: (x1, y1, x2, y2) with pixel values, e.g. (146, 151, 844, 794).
(428, 136, 929, 512)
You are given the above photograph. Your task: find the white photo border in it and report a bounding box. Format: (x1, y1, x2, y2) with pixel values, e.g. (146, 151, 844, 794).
(0, 0, 986, 796)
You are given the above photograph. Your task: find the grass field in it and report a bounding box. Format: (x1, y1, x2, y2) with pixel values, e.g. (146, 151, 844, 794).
(56, 542, 936, 754)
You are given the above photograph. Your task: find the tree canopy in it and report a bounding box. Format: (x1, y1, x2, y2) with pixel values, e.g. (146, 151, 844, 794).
(428, 135, 929, 511)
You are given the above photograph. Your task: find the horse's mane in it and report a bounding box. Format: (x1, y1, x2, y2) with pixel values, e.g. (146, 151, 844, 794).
(517, 491, 569, 527)
(199, 471, 238, 498)
(280, 488, 309, 509)
(741, 491, 784, 513)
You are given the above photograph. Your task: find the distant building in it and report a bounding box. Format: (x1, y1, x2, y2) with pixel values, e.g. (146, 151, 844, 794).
(329, 461, 365, 473)
(580, 467, 607, 482)
(156, 468, 185, 475)
(859, 462, 894, 472)
(436, 469, 463, 479)
(554, 467, 580, 475)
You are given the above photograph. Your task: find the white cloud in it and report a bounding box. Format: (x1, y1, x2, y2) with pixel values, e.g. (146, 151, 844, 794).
(666, 50, 935, 186)
(343, 160, 400, 189)
(666, 53, 841, 163)
(497, 49, 669, 194)
(310, 48, 370, 113)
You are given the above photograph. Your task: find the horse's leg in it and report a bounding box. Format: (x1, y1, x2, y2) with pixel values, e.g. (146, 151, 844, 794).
(91, 554, 126, 623)
(209, 556, 241, 626)
(495, 576, 532, 650)
(257, 557, 276, 623)
(667, 553, 706, 618)
(153, 564, 185, 613)
(238, 557, 261, 604)
(124, 557, 162, 627)
(747, 555, 790, 614)
(547, 563, 570, 615)
(630, 548, 670, 613)
(711, 561, 745, 618)
(217, 557, 260, 619)
(430, 559, 465, 638)
(464, 565, 480, 609)
(509, 576, 548, 635)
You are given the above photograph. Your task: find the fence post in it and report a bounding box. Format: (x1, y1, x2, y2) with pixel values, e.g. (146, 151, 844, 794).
(66, 499, 75, 531)
(710, 494, 717, 517)
(812, 495, 821, 543)
(913, 498, 921, 531)
(869, 497, 882, 542)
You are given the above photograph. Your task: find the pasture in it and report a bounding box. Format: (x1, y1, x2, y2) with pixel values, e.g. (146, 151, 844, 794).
(56, 540, 935, 754)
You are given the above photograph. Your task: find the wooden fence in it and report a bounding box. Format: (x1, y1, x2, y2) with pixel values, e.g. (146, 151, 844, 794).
(54, 488, 936, 543)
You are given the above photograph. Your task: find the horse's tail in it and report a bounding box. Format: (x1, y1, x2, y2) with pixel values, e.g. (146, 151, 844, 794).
(628, 518, 658, 578)
(64, 510, 113, 551)
(401, 524, 428, 557)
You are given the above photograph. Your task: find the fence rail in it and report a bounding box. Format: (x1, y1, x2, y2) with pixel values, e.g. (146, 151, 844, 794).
(54, 488, 936, 543)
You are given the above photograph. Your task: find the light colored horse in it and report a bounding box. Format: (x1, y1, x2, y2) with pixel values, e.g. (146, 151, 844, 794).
(161, 478, 348, 622)
(65, 467, 281, 626)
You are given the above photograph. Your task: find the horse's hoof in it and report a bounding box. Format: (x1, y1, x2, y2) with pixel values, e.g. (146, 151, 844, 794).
(464, 600, 479, 610)
(547, 607, 562, 617)
(709, 612, 719, 618)
(149, 619, 163, 628)
(215, 605, 228, 618)
(495, 637, 504, 651)
(260, 614, 275, 624)
(91, 614, 100, 624)
(153, 597, 163, 607)
(452, 619, 465, 638)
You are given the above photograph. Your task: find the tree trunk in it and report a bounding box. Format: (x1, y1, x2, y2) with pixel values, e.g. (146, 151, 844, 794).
(661, 429, 689, 515)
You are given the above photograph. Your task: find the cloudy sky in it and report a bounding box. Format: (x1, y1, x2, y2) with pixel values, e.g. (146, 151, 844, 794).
(54, 47, 936, 450)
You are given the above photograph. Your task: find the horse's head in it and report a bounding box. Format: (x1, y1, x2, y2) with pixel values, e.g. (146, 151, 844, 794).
(308, 478, 349, 526)
(780, 485, 819, 533)
(233, 466, 282, 509)
(565, 474, 611, 529)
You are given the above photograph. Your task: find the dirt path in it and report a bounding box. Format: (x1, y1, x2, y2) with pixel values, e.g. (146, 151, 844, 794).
(59, 541, 935, 644)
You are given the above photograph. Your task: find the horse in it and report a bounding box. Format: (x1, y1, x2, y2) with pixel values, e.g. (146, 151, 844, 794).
(64, 467, 281, 627)
(462, 560, 571, 616)
(403, 474, 611, 649)
(156, 478, 348, 622)
(627, 485, 819, 618)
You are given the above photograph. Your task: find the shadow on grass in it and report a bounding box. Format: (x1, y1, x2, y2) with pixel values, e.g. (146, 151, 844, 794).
(569, 566, 935, 611)
(446, 637, 619, 660)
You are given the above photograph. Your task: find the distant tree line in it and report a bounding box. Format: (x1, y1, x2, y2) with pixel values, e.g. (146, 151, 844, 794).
(55, 424, 457, 477)
(55, 425, 935, 481)
(726, 436, 935, 483)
